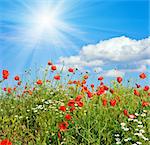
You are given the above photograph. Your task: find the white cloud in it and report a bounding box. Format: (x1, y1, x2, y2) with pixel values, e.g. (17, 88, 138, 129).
(58, 36, 150, 75)
(122, 65, 147, 73)
(103, 69, 125, 77)
(80, 36, 150, 62)
(59, 56, 103, 67)
(139, 59, 150, 65)
(93, 67, 103, 73)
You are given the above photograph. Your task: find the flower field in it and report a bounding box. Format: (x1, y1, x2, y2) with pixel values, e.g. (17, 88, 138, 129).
(0, 61, 149, 145)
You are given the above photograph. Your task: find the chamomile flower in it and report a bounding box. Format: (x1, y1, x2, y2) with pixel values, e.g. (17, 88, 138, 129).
(134, 119, 138, 122)
(141, 113, 146, 117)
(136, 142, 142, 144)
(142, 136, 149, 141)
(116, 141, 121, 144)
(139, 129, 145, 133)
(121, 122, 126, 127)
(115, 138, 121, 142)
(123, 127, 129, 131)
(135, 113, 139, 116)
(128, 118, 133, 121)
(115, 134, 120, 137)
(124, 138, 129, 142)
(138, 125, 143, 128)
(138, 121, 142, 124)
(143, 110, 147, 113)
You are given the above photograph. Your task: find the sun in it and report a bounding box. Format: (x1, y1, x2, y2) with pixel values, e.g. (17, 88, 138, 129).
(0, 0, 84, 50)
(23, 1, 81, 49)
(32, 10, 59, 32)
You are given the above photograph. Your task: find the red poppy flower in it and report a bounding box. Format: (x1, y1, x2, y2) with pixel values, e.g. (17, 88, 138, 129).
(7, 88, 12, 94)
(110, 89, 114, 94)
(65, 114, 72, 120)
(13, 87, 16, 91)
(136, 84, 141, 88)
(68, 68, 74, 73)
(68, 99, 75, 107)
(51, 65, 57, 71)
(102, 99, 107, 106)
(59, 106, 66, 112)
(82, 80, 86, 84)
(36, 80, 43, 85)
(75, 95, 82, 102)
(73, 80, 77, 84)
(17, 81, 21, 86)
(104, 85, 109, 91)
(98, 76, 103, 81)
(59, 121, 69, 132)
(143, 86, 149, 91)
(54, 75, 60, 80)
(48, 61, 52, 65)
(139, 73, 146, 79)
(117, 77, 123, 83)
(134, 89, 140, 96)
(83, 75, 88, 79)
(142, 101, 149, 107)
(0, 139, 12, 145)
(83, 86, 88, 91)
(90, 84, 94, 88)
(87, 91, 93, 98)
(123, 109, 128, 116)
(100, 82, 104, 86)
(70, 106, 75, 112)
(57, 131, 61, 140)
(76, 101, 84, 107)
(97, 87, 105, 95)
(2, 70, 9, 80)
(14, 75, 20, 81)
(110, 99, 117, 107)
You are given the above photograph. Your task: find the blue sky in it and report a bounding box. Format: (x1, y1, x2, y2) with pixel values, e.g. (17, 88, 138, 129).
(0, 0, 149, 85)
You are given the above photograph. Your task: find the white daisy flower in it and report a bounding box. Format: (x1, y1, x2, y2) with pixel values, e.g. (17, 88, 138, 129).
(138, 121, 142, 124)
(124, 138, 128, 142)
(44, 101, 49, 104)
(143, 110, 147, 113)
(34, 110, 38, 113)
(115, 134, 120, 137)
(116, 141, 121, 144)
(138, 125, 143, 128)
(142, 136, 149, 141)
(115, 138, 121, 142)
(134, 119, 138, 122)
(136, 142, 142, 144)
(135, 113, 139, 116)
(123, 127, 129, 131)
(134, 133, 143, 137)
(19, 116, 23, 119)
(121, 123, 126, 127)
(128, 118, 133, 121)
(127, 137, 132, 141)
(139, 129, 145, 133)
(141, 113, 146, 117)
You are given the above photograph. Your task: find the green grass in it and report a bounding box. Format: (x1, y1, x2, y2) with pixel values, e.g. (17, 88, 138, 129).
(0, 66, 150, 145)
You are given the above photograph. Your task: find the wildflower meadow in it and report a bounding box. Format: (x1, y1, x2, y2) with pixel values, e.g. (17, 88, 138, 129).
(0, 61, 149, 145)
